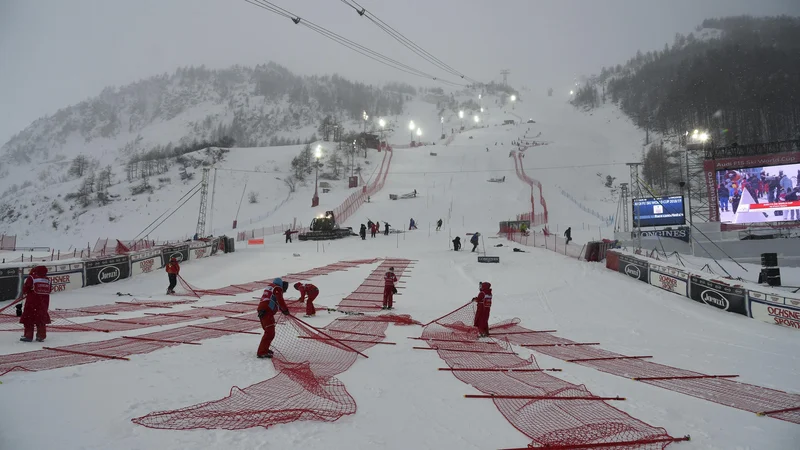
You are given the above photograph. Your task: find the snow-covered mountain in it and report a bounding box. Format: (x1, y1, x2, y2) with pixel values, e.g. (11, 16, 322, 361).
(0, 63, 424, 248)
(0, 62, 409, 171)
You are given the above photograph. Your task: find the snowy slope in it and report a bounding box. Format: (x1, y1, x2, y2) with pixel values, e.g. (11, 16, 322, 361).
(1, 89, 798, 450)
(0, 143, 386, 250)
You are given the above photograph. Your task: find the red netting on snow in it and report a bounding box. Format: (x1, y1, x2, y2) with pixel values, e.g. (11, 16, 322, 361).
(132, 314, 397, 430)
(337, 259, 414, 312)
(0, 261, 381, 377)
(422, 304, 686, 449)
(0, 299, 198, 332)
(495, 320, 800, 424)
(176, 260, 375, 298)
(0, 313, 267, 377)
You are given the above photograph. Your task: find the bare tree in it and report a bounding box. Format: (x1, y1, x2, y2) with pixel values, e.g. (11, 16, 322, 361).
(283, 176, 297, 193)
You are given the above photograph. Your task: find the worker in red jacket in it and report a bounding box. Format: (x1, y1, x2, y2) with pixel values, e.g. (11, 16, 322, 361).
(383, 267, 398, 310)
(473, 282, 493, 337)
(20, 266, 52, 342)
(294, 282, 319, 317)
(165, 257, 180, 295)
(257, 277, 290, 358)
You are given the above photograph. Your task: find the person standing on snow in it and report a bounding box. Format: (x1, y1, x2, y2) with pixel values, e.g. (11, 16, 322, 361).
(564, 227, 572, 245)
(294, 282, 319, 317)
(165, 257, 180, 294)
(473, 282, 493, 337)
(452, 236, 461, 251)
(360, 224, 367, 240)
(284, 229, 299, 243)
(409, 218, 418, 230)
(19, 266, 52, 342)
(383, 267, 398, 310)
(470, 232, 480, 252)
(371, 221, 378, 238)
(257, 278, 290, 359)
(436, 219, 443, 231)
(384, 222, 391, 235)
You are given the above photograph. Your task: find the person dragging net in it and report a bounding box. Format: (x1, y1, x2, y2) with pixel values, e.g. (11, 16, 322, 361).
(256, 278, 290, 359)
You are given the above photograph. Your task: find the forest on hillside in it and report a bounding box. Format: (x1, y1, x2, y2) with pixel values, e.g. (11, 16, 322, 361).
(573, 15, 800, 146)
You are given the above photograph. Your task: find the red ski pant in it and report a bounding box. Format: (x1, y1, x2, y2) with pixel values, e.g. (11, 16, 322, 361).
(383, 286, 394, 308)
(475, 306, 490, 335)
(257, 313, 276, 356)
(23, 323, 46, 341)
(305, 290, 319, 316)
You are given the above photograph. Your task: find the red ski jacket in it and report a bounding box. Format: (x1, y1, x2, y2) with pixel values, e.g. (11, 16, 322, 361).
(384, 271, 398, 288)
(295, 283, 318, 302)
(165, 262, 180, 274)
(258, 284, 289, 316)
(20, 266, 52, 326)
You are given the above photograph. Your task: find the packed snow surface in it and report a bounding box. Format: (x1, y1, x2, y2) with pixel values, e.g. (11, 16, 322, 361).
(1, 92, 798, 450)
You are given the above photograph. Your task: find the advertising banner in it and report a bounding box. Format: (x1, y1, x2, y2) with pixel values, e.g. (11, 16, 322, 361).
(748, 290, 800, 308)
(21, 263, 84, 294)
(0, 267, 20, 301)
(633, 227, 691, 242)
(617, 254, 648, 283)
(499, 220, 531, 233)
(689, 276, 747, 315)
(161, 244, 190, 265)
(85, 256, 131, 287)
(189, 245, 212, 261)
(131, 250, 164, 277)
(648, 262, 688, 296)
(749, 300, 800, 330)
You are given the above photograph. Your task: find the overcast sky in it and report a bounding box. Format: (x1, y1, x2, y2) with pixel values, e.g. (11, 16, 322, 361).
(2, 0, 799, 144)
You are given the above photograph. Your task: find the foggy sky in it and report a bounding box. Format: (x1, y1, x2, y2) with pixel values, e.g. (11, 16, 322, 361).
(2, 0, 799, 145)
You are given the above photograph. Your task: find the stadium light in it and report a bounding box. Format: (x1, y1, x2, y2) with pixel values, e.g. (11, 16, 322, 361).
(473, 115, 480, 123)
(569, 90, 574, 95)
(312, 145, 322, 207)
(409, 120, 415, 130)
(510, 95, 516, 102)
(480, 107, 484, 113)
(378, 118, 386, 128)
(416, 127, 422, 137)
(458, 110, 464, 119)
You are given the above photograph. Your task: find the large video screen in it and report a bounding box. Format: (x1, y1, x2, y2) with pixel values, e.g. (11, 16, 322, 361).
(632, 196, 686, 227)
(716, 163, 800, 224)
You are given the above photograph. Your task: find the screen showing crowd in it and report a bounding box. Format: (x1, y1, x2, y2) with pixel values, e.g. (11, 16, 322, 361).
(716, 163, 800, 224)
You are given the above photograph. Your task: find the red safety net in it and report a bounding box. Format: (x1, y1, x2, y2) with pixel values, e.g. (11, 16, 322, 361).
(512, 150, 549, 226)
(132, 313, 410, 430)
(0, 260, 390, 375)
(494, 320, 800, 424)
(422, 304, 687, 449)
(337, 259, 414, 312)
(0, 299, 198, 332)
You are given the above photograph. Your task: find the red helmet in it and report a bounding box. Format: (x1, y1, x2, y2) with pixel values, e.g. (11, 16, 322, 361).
(480, 282, 491, 291)
(294, 282, 303, 290)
